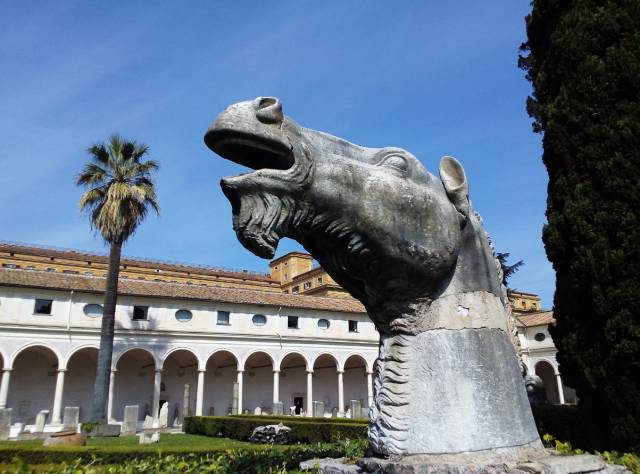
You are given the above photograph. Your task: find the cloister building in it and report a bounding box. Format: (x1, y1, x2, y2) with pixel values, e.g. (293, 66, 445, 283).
(0, 242, 572, 432)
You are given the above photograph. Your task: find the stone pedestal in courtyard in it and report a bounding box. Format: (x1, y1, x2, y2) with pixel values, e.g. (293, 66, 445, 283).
(62, 407, 79, 430)
(0, 408, 11, 440)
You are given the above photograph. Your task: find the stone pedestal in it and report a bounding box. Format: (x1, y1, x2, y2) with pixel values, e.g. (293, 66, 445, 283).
(34, 410, 49, 433)
(349, 400, 361, 419)
(123, 405, 139, 435)
(0, 408, 11, 440)
(272, 402, 284, 416)
(313, 401, 325, 418)
(62, 407, 79, 430)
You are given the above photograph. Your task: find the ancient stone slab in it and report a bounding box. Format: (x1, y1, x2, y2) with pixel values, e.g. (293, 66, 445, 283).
(349, 400, 361, 419)
(249, 423, 291, 444)
(272, 402, 283, 416)
(183, 383, 190, 423)
(85, 423, 121, 437)
(205, 97, 542, 460)
(313, 401, 325, 418)
(158, 402, 169, 428)
(143, 415, 154, 430)
(34, 410, 49, 433)
(123, 405, 139, 436)
(62, 407, 79, 430)
(0, 408, 11, 440)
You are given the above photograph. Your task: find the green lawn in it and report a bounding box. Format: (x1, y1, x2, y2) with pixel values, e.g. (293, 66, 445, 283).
(0, 433, 254, 452)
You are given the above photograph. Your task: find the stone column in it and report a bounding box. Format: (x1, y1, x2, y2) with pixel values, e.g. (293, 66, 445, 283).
(107, 369, 116, 421)
(0, 369, 12, 409)
(152, 369, 162, 421)
(337, 370, 344, 415)
(196, 369, 205, 416)
(272, 370, 280, 403)
(236, 370, 244, 414)
(366, 370, 373, 409)
(555, 372, 566, 405)
(306, 370, 313, 416)
(51, 369, 67, 424)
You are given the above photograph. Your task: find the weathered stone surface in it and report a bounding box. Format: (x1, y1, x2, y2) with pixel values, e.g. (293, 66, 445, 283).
(313, 401, 325, 418)
(43, 429, 86, 447)
(123, 405, 139, 436)
(62, 407, 79, 430)
(272, 402, 284, 415)
(249, 423, 292, 444)
(349, 400, 361, 419)
(34, 410, 49, 433)
(85, 423, 121, 437)
(139, 431, 160, 444)
(143, 415, 154, 429)
(0, 409, 11, 440)
(303, 453, 627, 474)
(158, 402, 169, 428)
(232, 382, 239, 415)
(205, 97, 541, 459)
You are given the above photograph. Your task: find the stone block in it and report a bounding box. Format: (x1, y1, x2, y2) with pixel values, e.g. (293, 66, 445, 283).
(123, 405, 139, 436)
(313, 401, 325, 418)
(34, 410, 49, 433)
(0, 408, 11, 440)
(158, 402, 168, 428)
(85, 423, 121, 437)
(272, 402, 283, 416)
(62, 407, 79, 430)
(249, 423, 292, 444)
(349, 400, 361, 419)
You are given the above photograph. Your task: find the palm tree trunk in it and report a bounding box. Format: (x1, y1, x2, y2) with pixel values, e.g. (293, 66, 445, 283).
(91, 241, 122, 422)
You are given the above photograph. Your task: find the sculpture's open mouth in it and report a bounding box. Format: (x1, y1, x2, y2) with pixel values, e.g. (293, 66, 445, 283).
(204, 130, 293, 172)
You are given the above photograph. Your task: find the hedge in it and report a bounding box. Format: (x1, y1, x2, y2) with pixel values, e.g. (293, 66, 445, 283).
(531, 404, 591, 450)
(232, 414, 368, 424)
(184, 416, 367, 443)
(0, 441, 367, 473)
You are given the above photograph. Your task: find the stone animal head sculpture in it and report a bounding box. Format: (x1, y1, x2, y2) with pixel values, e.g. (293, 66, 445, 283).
(205, 97, 503, 333)
(205, 97, 540, 458)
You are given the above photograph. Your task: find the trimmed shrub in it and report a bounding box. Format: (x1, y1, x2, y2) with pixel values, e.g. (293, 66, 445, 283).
(185, 415, 367, 443)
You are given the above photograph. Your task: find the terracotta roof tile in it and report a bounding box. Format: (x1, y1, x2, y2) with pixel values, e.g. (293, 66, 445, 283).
(0, 268, 366, 314)
(515, 311, 555, 328)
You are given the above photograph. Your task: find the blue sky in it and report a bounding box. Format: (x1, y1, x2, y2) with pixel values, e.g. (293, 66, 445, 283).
(0, 1, 554, 307)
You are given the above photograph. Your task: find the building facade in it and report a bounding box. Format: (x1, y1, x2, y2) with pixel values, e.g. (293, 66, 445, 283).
(0, 242, 572, 432)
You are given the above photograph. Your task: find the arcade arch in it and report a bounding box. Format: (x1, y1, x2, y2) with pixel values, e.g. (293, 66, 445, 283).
(344, 354, 368, 416)
(280, 352, 308, 415)
(7, 345, 59, 424)
(161, 349, 198, 426)
(243, 351, 275, 414)
(313, 354, 339, 415)
(112, 348, 156, 422)
(203, 350, 238, 416)
(63, 347, 98, 422)
(535, 360, 560, 404)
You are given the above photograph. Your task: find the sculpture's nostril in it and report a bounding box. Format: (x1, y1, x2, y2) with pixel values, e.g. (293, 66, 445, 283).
(258, 97, 278, 109)
(255, 96, 283, 124)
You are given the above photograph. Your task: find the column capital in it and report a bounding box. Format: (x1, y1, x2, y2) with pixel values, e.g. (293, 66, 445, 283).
(111, 368, 118, 373)
(2, 368, 13, 373)
(237, 369, 245, 373)
(337, 369, 344, 374)
(198, 368, 207, 373)
(154, 368, 163, 374)
(273, 369, 280, 374)
(57, 369, 67, 373)
(307, 370, 314, 375)
(366, 370, 373, 375)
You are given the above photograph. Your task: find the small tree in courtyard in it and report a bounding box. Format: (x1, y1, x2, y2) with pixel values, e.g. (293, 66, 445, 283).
(76, 134, 159, 422)
(520, 0, 640, 450)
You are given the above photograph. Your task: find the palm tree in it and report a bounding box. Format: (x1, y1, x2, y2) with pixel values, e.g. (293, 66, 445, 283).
(76, 134, 159, 422)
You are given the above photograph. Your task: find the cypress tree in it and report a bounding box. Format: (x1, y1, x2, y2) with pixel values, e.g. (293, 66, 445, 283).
(519, 0, 640, 451)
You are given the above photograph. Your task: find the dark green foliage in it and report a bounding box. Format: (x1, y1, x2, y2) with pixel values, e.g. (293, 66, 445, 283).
(0, 441, 366, 473)
(531, 404, 591, 450)
(520, 0, 640, 451)
(184, 415, 367, 443)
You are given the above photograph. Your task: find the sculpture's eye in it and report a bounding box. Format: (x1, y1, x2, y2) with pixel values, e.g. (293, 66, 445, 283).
(380, 154, 408, 173)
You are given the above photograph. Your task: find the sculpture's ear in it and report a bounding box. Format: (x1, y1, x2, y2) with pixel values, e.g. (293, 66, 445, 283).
(439, 156, 470, 218)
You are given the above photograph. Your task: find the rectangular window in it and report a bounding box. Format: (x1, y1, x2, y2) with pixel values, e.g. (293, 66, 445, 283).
(34, 299, 53, 315)
(132, 305, 149, 321)
(303, 281, 312, 290)
(217, 310, 230, 325)
(292, 286, 300, 294)
(288, 315, 299, 329)
(317, 276, 323, 284)
(348, 320, 358, 333)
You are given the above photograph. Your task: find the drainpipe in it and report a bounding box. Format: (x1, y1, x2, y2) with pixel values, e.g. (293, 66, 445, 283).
(67, 290, 74, 331)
